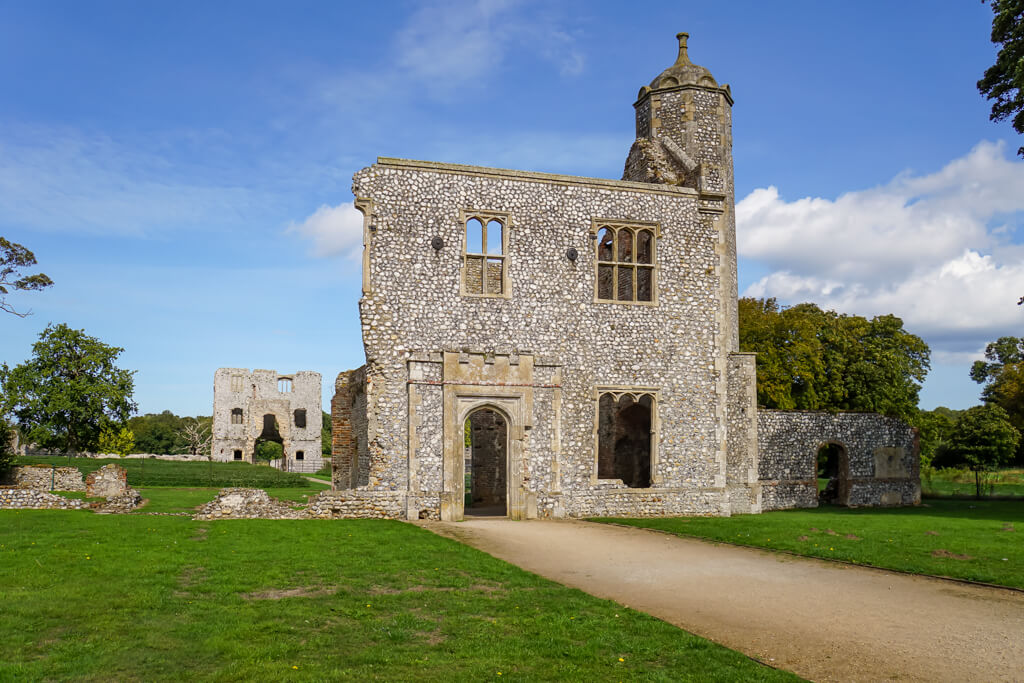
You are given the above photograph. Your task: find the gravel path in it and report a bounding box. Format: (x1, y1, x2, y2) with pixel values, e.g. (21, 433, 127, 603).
(422, 517, 1024, 683)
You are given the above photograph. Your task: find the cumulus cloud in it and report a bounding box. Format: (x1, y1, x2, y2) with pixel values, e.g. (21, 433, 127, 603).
(287, 202, 364, 259)
(738, 141, 1024, 355)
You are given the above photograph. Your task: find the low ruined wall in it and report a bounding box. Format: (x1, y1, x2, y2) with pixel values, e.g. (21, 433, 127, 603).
(8, 465, 85, 491)
(308, 490, 406, 519)
(561, 487, 727, 518)
(0, 488, 85, 510)
(85, 464, 129, 498)
(758, 410, 919, 510)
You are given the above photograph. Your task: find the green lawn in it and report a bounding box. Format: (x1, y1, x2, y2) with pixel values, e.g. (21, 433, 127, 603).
(16, 456, 312, 488)
(591, 499, 1024, 590)
(922, 468, 1024, 498)
(0, 513, 798, 682)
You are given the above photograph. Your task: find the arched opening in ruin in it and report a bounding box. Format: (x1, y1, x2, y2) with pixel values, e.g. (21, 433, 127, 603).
(464, 407, 508, 516)
(597, 392, 653, 488)
(817, 441, 850, 505)
(254, 414, 284, 467)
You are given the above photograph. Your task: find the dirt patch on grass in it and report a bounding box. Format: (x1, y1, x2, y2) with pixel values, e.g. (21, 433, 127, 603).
(844, 534, 861, 540)
(931, 549, 974, 561)
(999, 524, 1015, 532)
(925, 530, 939, 536)
(190, 527, 209, 542)
(240, 586, 337, 600)
(368, 583, 504, 596)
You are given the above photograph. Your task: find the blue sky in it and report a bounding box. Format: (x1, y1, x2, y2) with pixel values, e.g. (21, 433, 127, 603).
(1, 0, 1022, 416)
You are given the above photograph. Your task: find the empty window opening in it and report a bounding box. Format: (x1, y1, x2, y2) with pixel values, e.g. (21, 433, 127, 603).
(597, 392, 653, 488)
(463, 214, 507, 296)
(817, 442, 849, 505)
(278, 378, 293, 393)
(596, 224, 655, 303)
(230, 408, 243, 425)
(233, 449, 242, 461)
(230, 375, 244, 392)
(294, 409, 307, 428)
(295, 450, 304, 461)
(464, 408, 508, 516)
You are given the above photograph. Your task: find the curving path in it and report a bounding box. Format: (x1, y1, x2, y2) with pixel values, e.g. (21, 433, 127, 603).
(421, 517, 1024, 683)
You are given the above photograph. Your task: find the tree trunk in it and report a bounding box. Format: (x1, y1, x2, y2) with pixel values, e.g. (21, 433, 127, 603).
(975, 469, 981, 500)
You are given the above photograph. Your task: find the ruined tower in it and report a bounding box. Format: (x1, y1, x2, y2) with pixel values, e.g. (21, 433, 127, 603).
(623, 32, 738, 351)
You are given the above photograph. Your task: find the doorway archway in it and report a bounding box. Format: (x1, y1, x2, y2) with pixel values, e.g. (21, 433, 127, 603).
(817, 441, 850, 505)
(464, 408, 508, 516)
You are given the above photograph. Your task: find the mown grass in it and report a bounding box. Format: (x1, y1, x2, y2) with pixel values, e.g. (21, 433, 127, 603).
(16, 456, 311, 488)
(922, 468, 1024, 499)
(592, 499, 1024, 590)
(0, 512, 799, 682)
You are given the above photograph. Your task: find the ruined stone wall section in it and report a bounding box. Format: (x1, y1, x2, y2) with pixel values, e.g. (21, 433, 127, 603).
(758, 410, 920, 511)
(0, 488, 86, 510)
(354, 159, 737, 518)
(212, 368, 322, 471)
(8, 465, 85, 491)
(725, 353, 760, 514)
(331, 366, 367, 489)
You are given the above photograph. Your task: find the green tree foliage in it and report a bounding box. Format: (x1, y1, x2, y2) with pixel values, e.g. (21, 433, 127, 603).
(944, 404, 1021, 498)
(254, 440, 282, 461)
(98, 425, 135, 458)
(0, 324, 136, 454)
(321, 411, 332, 456)
(128, 411, 184, 454)
(738, 298, 930, 421)
(978, 0, 1024, 157)
(0, 417, 14, 477)
(911, 407, 960, 468)
(0, 237, 54, 317)
(971, 336, 1024, 463)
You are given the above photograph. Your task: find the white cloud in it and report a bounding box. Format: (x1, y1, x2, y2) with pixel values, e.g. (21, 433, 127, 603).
(322, 0, 584, 104)
(287, 201, 364, 259)
(738, 141, 1024, 354)
(0, 125, 270, 236)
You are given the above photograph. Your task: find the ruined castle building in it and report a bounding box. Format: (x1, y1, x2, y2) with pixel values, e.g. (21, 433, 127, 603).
(212, 369, 323, 473)
(329, 34, 919, 520)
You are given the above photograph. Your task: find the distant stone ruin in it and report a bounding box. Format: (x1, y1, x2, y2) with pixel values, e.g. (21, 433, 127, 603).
(211, 368, 323, 473)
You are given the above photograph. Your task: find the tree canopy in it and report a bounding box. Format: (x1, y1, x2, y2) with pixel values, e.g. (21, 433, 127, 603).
(945, 404, 1020, 497)
(1, 324, 136, 454)
(978, 0, 1024, 156)
(970, 336, 1024, 461)
(738, 298, 930, 421)
(0, 237, 54, 317)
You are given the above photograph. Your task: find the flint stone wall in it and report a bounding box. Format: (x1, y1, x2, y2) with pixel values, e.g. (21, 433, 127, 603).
(0, 488, 85, 510)
(86, 464, 130, 498)
(307, 490, 411, 519)
(8, 465, 85, 491)
(758, 410, 920, 510)
(194, 488, 306, 520)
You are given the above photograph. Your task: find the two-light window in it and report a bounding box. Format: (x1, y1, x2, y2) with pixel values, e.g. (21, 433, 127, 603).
(596, 223, 656, 303)
(462, 214, 507, 296)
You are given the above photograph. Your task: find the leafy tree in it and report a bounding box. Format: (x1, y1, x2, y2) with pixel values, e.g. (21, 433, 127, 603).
(970, 336, 1024, 462)
(911, 408, 959, 468)
(0, 237, 54, 317)
(98, 424, 135, 458)
(321, 411, 332, 456)
(944, 404, 1020, 498)
(1, 324, 136, 454)
(978, 0, 1024, 157)
(254, 440, 282, 461)
(0, 417, 15, 478)
(128, 411, 184, 454)
(738, 298, 930, 421)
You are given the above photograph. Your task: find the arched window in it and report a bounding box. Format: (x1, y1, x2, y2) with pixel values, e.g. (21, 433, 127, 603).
(595, 223, 655, 303)
(278, 378, 293, 393)
(596, 390, 656, 488)
(230, 408, 243, 425)
(463, 213, 508, 296)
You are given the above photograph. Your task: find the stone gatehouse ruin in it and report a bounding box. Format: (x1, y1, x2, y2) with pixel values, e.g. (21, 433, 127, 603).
(327, 33, 920, 520)
(212, 368, 323, 472)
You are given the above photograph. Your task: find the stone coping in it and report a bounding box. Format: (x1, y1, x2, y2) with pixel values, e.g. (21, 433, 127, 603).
(374, 157, 701, 198)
